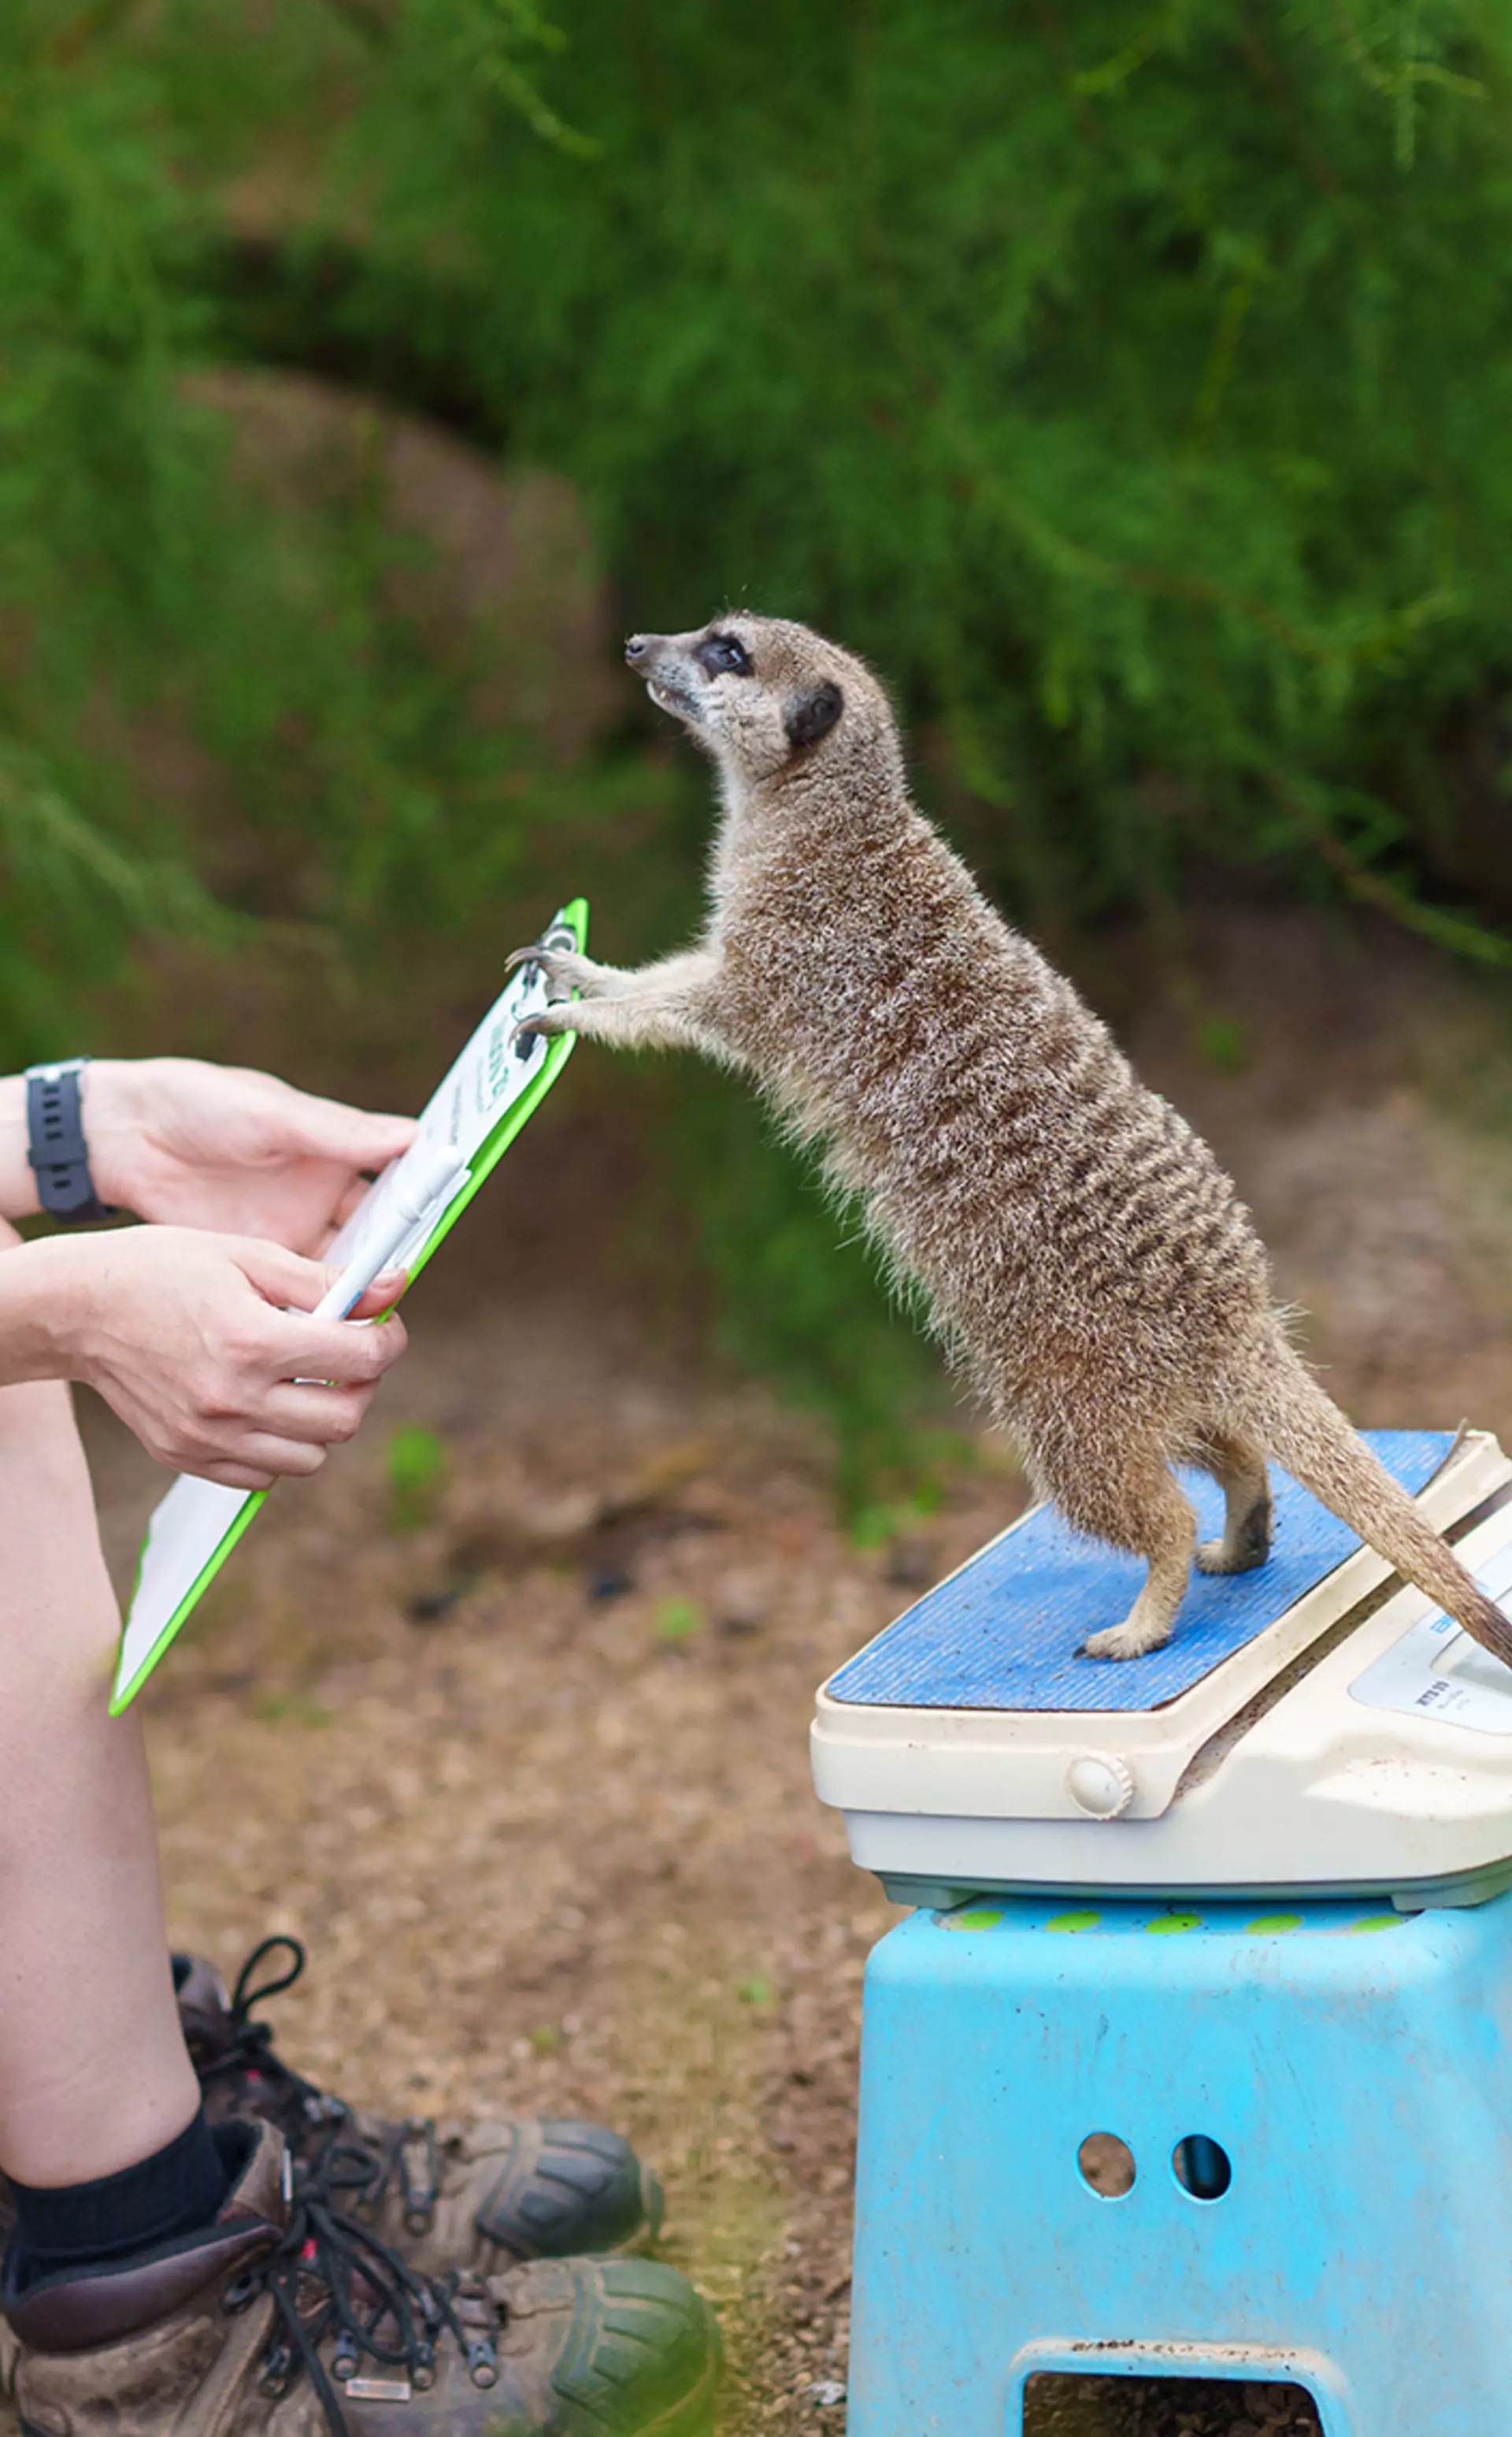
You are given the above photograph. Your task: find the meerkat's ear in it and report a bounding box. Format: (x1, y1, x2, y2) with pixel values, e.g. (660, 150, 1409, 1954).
(784, 682, 843, 752)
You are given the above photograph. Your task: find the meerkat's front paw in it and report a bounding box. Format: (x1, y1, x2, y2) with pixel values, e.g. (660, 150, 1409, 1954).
(506, 943, 610, 1000)
(1083, 1615, 1173, 1662)
(510, 1003, 575, 1049)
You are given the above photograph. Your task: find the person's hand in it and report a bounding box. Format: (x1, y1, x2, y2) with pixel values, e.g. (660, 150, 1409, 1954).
(10, 1227, 409, 1489)
(81, 1060, 418, 1253)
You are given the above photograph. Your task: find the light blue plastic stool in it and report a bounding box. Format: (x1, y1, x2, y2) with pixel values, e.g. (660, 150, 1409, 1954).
(847, 1890, 1512, 2435)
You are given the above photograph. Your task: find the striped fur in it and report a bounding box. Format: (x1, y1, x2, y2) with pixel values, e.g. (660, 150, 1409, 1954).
(513, 615, 1512, 1665)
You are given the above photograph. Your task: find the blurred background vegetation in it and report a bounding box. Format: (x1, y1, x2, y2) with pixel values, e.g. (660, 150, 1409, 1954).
(5, 0, 1512, 1495)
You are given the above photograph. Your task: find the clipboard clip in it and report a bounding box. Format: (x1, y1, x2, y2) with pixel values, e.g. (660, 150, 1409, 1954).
(510, 921, 580, 1060)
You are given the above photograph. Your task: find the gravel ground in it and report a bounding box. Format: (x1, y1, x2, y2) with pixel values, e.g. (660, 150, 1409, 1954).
(4, 908, 1511, 2435)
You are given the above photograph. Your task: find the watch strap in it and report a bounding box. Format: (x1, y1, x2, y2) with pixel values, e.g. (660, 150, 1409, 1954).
(25, 1059, 117, 1224)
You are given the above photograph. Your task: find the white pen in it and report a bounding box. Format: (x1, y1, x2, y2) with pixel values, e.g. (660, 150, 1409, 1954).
(312, 1142, 471, 1321)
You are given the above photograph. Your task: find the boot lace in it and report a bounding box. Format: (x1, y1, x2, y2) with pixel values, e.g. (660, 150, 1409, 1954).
(223, 2127, 500, 2434)
(201, 1938, 441, 2231)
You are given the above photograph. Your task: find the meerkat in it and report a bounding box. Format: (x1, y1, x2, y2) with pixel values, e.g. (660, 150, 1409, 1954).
(508, 614, 1512, 1667)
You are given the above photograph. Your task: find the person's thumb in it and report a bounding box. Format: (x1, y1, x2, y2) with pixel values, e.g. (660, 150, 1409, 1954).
(233, 1237, 408, 1319)
(232, 1237, 339, 1312)
(347, 1270, 408, 1319)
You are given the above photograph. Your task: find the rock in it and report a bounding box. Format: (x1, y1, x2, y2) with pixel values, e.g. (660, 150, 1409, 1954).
(716, 1564, 772, 1636)
(586, 1563, 635, 1602)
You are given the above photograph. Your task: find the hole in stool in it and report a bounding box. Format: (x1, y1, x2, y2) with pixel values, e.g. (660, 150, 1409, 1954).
(1077, 2131, 1136, 2197)
(1172, 2132, 1232, 2199)
(1023, 2372, 1321, 2434)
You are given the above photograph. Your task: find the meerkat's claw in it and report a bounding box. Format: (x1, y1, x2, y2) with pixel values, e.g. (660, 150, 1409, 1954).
(1083, 1616, 1173, 1663)
(505, 941, 558, 985)
(510, 1006, 573, 1051)
(510, 943, 607, 1000)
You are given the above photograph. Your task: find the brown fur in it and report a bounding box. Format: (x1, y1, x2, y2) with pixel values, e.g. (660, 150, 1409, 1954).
(510, 614, 1512, 1665)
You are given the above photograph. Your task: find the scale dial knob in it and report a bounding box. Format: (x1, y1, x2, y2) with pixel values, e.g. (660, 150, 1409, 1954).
(1066, 1752, 1136, 1819)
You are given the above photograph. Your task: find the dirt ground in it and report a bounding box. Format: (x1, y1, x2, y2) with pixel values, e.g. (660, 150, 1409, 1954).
(5, 907, 1511, 2437)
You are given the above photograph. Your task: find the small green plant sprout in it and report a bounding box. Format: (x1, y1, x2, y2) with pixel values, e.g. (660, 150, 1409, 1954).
(850, 1478, 947, 1556)
(736, 1975, 775, 2006)
(386, 1424, 448, 1533)
(1196, 1013, 1252, 1075)
(654, 1597, 704, 1642)
(847, 1429, 977, 1550)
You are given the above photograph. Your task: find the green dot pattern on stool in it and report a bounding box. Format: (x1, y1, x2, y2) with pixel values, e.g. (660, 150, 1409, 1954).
(1245, 1912, 1304, 1934)
(1344, 1914, 1403, 1934)
(942, 1907, 1004, 1931)
(1044, 1910, 1102, 1933)
(1147, 1912, 1203, 1934)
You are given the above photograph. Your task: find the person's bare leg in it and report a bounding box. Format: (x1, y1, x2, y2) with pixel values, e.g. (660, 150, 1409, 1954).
(0, 1231, 195, 2187)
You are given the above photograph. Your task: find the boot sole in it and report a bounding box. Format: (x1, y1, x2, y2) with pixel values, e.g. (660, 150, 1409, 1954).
(20, 2368, 723, 2437)
(620, 2320, 722, 2437)
(613, 2161, 665, 2259)
(566, 2159, 664, 2262)
(484, 2161, 666, 2273)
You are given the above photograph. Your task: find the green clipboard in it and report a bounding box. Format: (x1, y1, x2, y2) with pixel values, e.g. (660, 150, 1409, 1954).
(112, 898, 587, 1713)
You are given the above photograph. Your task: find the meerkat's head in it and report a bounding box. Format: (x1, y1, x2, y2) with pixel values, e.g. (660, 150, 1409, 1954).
(624, 614, 894, 792)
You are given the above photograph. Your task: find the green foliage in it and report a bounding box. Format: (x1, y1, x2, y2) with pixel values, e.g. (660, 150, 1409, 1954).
(0, 6, 217, 1040)
(1195, 1012, 1252, 1074)
(850, 1478, 947, 1559)
(670, 1066, 949, 1506)
(0, 0, 602, 1065)
(653, 1596, 703, 1642)
(385, 1420, 447, 1530)
(298, 0, 1512, 930)
(7, 0, 1512, 1483)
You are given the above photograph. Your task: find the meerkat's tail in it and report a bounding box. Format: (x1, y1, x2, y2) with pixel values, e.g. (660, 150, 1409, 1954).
(1243, 1346, 1512, 1670)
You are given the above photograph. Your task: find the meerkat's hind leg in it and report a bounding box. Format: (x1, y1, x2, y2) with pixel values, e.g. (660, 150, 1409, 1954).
(1046, 1457, 1198, 1663)
(1191, 1430, 1273, 1576)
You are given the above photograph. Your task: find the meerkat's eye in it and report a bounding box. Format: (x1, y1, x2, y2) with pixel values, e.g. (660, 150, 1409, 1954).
(696, 633, 752, 677)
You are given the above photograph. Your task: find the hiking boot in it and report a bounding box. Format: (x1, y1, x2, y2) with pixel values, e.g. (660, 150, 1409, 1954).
(6, 2119, 721, 2437)
(180, 1938, 663, 2281)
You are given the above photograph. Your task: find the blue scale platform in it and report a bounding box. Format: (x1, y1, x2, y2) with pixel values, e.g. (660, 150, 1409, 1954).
(828, 1428, 1454, 1713)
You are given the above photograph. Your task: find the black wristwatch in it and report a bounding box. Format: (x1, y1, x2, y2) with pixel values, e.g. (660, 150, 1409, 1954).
(25, 1058, 117, 1224)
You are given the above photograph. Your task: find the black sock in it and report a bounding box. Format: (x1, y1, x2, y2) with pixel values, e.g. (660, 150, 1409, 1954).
(6, 2107, 235, 2285)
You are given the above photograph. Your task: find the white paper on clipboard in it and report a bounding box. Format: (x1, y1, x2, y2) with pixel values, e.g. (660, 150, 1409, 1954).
(113, 903, 585, 1711)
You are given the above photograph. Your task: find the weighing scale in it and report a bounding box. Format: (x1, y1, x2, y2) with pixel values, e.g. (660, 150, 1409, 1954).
(812, 1426, 1512, 1910)
(821, 1430, 1512, 2436)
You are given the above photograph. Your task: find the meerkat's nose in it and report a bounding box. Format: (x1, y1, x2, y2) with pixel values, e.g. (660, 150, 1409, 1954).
(624, 635, 649, 663)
